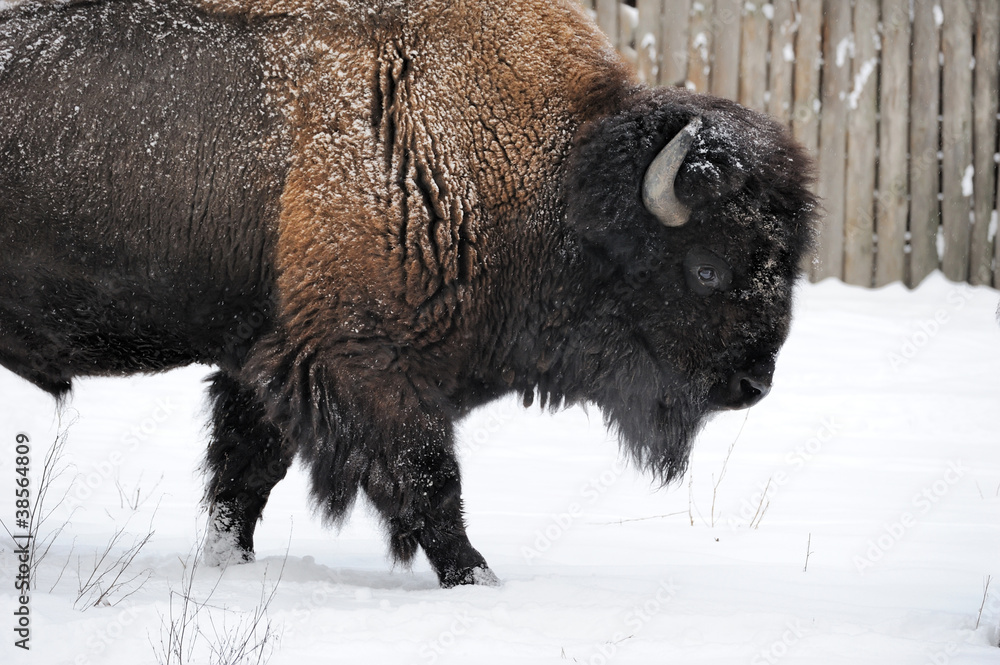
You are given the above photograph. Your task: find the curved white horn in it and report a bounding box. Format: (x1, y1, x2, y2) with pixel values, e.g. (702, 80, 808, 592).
(642, 116, 703, 228)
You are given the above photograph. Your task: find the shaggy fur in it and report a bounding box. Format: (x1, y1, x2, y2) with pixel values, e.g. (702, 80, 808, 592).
(0, 0, 817, 586)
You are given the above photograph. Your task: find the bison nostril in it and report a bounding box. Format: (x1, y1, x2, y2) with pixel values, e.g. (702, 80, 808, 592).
(722, 372, 771, 409)
(708, 371, 774, 410)
(740, 376, 770, 401)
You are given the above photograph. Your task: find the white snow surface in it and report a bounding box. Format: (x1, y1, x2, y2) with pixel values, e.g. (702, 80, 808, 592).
(1, 274, 999, 664)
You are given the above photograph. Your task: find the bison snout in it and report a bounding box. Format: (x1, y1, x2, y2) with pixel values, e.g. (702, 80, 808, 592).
(708, 361, 774, 411)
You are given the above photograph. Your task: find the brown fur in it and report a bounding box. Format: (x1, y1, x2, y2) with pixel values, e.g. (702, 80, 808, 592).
(207, 0, 629, 359)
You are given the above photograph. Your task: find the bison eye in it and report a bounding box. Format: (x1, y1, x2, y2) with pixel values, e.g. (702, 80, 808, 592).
(684, 246, 732, 295)
(696, 265, 718, 285)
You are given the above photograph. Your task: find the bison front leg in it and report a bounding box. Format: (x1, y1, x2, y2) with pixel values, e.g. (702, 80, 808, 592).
(247, 347, 498, 587)
(370, 450, 499, 587)
(202, 372, 293, 566)
(357, 407, 500, 588)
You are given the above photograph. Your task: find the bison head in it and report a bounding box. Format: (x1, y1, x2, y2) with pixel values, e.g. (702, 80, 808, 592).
(562, 88, 817, 483)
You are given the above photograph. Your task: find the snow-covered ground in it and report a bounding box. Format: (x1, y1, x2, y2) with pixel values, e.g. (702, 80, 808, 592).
(1, 273, 999, 664)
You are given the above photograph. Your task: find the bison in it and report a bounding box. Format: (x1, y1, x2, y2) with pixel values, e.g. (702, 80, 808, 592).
(0, 0, 817, 587)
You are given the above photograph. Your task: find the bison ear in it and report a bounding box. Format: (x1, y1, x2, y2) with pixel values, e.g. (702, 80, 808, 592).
(565, 109, 704, 267)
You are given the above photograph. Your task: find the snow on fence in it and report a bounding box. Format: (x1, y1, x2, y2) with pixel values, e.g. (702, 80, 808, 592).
(581, 0, 1000, 289)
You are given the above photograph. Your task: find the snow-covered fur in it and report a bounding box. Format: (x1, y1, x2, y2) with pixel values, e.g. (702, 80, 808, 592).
(0, 0, 817, 586)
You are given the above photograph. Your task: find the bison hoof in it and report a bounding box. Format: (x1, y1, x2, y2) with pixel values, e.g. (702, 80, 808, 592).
(202, 526, 255, 567)
(440, 564, 502, 588)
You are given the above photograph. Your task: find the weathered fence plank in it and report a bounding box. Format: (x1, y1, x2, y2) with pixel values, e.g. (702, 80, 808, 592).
(686, 0, 714, 92)
(908, 0, 942, 287)
(874, 0, 911, 287)
(712, 0, 742, 100)
(843, 0, 879, 287)
(940, 0, 975, 283)
(814, 0, 853, 281)
(636, 0, 662, 84)
(738, 2, 769, 112)
(659, 0, 691, 87)
(767, 0, 796, 126)
(791, 2, 823, 161)
(792, 1, 823, 276)
(596, 0, 619, 49)
(971, 0, 999, 286)
(619, 2, 638, 69)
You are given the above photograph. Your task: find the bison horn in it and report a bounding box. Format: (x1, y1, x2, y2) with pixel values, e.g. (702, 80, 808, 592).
(642, 116, 703, 228)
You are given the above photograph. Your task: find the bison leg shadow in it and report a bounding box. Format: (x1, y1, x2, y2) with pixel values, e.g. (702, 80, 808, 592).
(202, 371, 293, 566)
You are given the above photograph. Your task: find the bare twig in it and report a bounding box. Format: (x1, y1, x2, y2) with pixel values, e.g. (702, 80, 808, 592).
(591, 511, 688, 526)
(48, 536, 77, 593)
(115, 472, 164, 512)
(203, 557, 285, 665)
(751, 501, 770, 530)
(803, 533, 813, 573)
(153, 530, 288, 665)
(749, 477, 772, 530)
(29, 415, 77, 579)
(0, 413, 77, 589)
(75, 488, 161, 609)
(157, 543, 214, 665)
(710, 411, 749, 528)
(687, 472, 695, 527)
(976, 575, 992, 630)
(75, 523, 155, 609)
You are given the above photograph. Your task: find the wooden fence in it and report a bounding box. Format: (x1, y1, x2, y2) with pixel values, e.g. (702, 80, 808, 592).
(580, 0, 1000, 289)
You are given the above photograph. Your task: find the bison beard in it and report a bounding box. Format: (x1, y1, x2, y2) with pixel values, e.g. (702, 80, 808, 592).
(0, 0, 817, 587)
